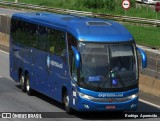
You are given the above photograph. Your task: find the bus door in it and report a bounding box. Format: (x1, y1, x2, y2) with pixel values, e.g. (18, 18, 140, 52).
(67, 33, 78, 108)
(47, 31, 70, 101)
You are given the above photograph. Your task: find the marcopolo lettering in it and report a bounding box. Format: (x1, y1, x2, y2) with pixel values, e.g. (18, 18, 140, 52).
(50, 60, 63, 69)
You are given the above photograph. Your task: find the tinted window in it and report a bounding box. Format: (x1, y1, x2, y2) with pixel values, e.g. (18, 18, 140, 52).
(11, 19, 37, 46)
(27, 23, 37, 47)
(48, 29, 65, 55)
(67, 33, 77, 75)
(48, 29, 56, 53)
(11, 19, 18, 42)
(11, 18, 66, 54)
(37, 26, 48, 51)
(11, 19, 23, 43)
(54, 31, 65, 55)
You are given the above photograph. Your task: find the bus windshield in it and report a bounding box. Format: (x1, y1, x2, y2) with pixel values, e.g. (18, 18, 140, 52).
(78, 42, 138, 92)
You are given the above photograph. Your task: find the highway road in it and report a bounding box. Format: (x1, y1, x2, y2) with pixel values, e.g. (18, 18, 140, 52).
(0, 7, 24, 16)
(0, 7, 160, 121)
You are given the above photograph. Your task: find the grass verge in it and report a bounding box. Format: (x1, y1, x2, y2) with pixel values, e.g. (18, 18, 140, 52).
(124, 24, 160, 48)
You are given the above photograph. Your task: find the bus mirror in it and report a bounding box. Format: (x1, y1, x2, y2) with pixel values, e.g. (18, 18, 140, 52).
(71, 46, 81, 69)
(137, 47, 147, 68)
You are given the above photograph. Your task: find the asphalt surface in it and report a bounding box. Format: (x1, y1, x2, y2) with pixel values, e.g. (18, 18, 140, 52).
(0, 7, 160, 121)
(0, 7, 24, 17)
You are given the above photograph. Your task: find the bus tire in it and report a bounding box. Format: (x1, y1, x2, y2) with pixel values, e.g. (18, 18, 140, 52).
(20, 72, 26, 92)
(26, 74, 33, 96)
(63, 91, 72, 114)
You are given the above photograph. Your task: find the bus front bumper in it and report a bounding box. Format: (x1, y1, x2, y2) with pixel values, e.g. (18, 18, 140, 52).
(75, 96, 138, 111)
(74, 91, 138, 111)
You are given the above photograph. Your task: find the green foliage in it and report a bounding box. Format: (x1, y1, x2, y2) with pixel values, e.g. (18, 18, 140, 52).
(124, 24, 160, 48)
(4, 0, 160, 19)
(130, 0, 136, 7)
(78, 0, 115, 11)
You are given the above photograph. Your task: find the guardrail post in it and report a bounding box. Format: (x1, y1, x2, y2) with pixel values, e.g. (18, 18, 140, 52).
(15, 0, 18, 3)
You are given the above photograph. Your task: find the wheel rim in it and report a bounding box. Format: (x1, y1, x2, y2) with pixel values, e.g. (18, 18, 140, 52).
(64, 94, 69, 108)
(20, 75, 24, 86)
(26, 77, 30, 91)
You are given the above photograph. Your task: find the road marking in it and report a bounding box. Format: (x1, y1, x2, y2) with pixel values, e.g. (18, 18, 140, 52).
(0, 13, 6, 16)
(139, 99, 160, 109)
(0, 50, 9, 54)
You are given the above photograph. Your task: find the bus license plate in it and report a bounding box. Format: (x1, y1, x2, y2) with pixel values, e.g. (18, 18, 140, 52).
(106, 105, 115, 109)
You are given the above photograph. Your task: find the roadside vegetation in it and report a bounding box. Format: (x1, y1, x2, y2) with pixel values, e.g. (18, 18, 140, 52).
(124, 24, 160, 48)
(4, 0, 160, 48)
(5, 0, 160, 19)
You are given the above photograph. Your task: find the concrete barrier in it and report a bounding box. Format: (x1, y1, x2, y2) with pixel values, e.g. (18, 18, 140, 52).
(139, 74, 160, 97)
(139, 74, 154, 94)
(151, 77, 160, 97)
(0, 32, 9, 47)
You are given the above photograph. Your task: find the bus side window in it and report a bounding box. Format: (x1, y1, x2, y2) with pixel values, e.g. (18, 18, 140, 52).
(48, 29, 56, 53)
(55, 31, 66, 56)
(37, 26, 48, 51)
(15, 20, 23, 43)
(67, 33, 77, 76)
(22, 22, 31, 45)
(11, 18, 18, 42)
(29, 24, 38, 47)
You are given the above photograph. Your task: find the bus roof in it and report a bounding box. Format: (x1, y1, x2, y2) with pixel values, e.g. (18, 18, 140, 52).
(12, 12, 134, 43)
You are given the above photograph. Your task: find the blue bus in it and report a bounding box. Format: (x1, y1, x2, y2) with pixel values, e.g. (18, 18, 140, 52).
(10, 12, 147, 113)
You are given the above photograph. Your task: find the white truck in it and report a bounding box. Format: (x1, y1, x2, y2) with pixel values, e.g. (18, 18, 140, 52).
(143, 0, 160, 4)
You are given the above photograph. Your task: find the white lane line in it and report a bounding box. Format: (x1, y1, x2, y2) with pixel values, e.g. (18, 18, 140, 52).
(139, 99, 160, 109)
(0, 49, 9, 54)
(0, 13, 6, 16)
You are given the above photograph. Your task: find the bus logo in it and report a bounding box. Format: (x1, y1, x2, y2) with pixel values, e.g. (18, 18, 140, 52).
(46, 56, 63, 69)
(50, 60, 63, 69)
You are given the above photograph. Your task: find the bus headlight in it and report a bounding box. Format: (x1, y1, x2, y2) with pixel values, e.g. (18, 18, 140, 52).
(128, 93, 138, 99)
(78, 92, 94, 100)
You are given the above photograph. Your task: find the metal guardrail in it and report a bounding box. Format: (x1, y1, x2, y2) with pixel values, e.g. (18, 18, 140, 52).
(0, 1, 93, 16)
(0, 0, 160, 27)
(138, 50, 160, 80)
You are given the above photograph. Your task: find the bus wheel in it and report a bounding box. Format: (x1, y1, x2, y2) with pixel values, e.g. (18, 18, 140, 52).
(26, 74, 33, 95)
(63, 92, 72, 114)
(20, 73, 26, 92)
